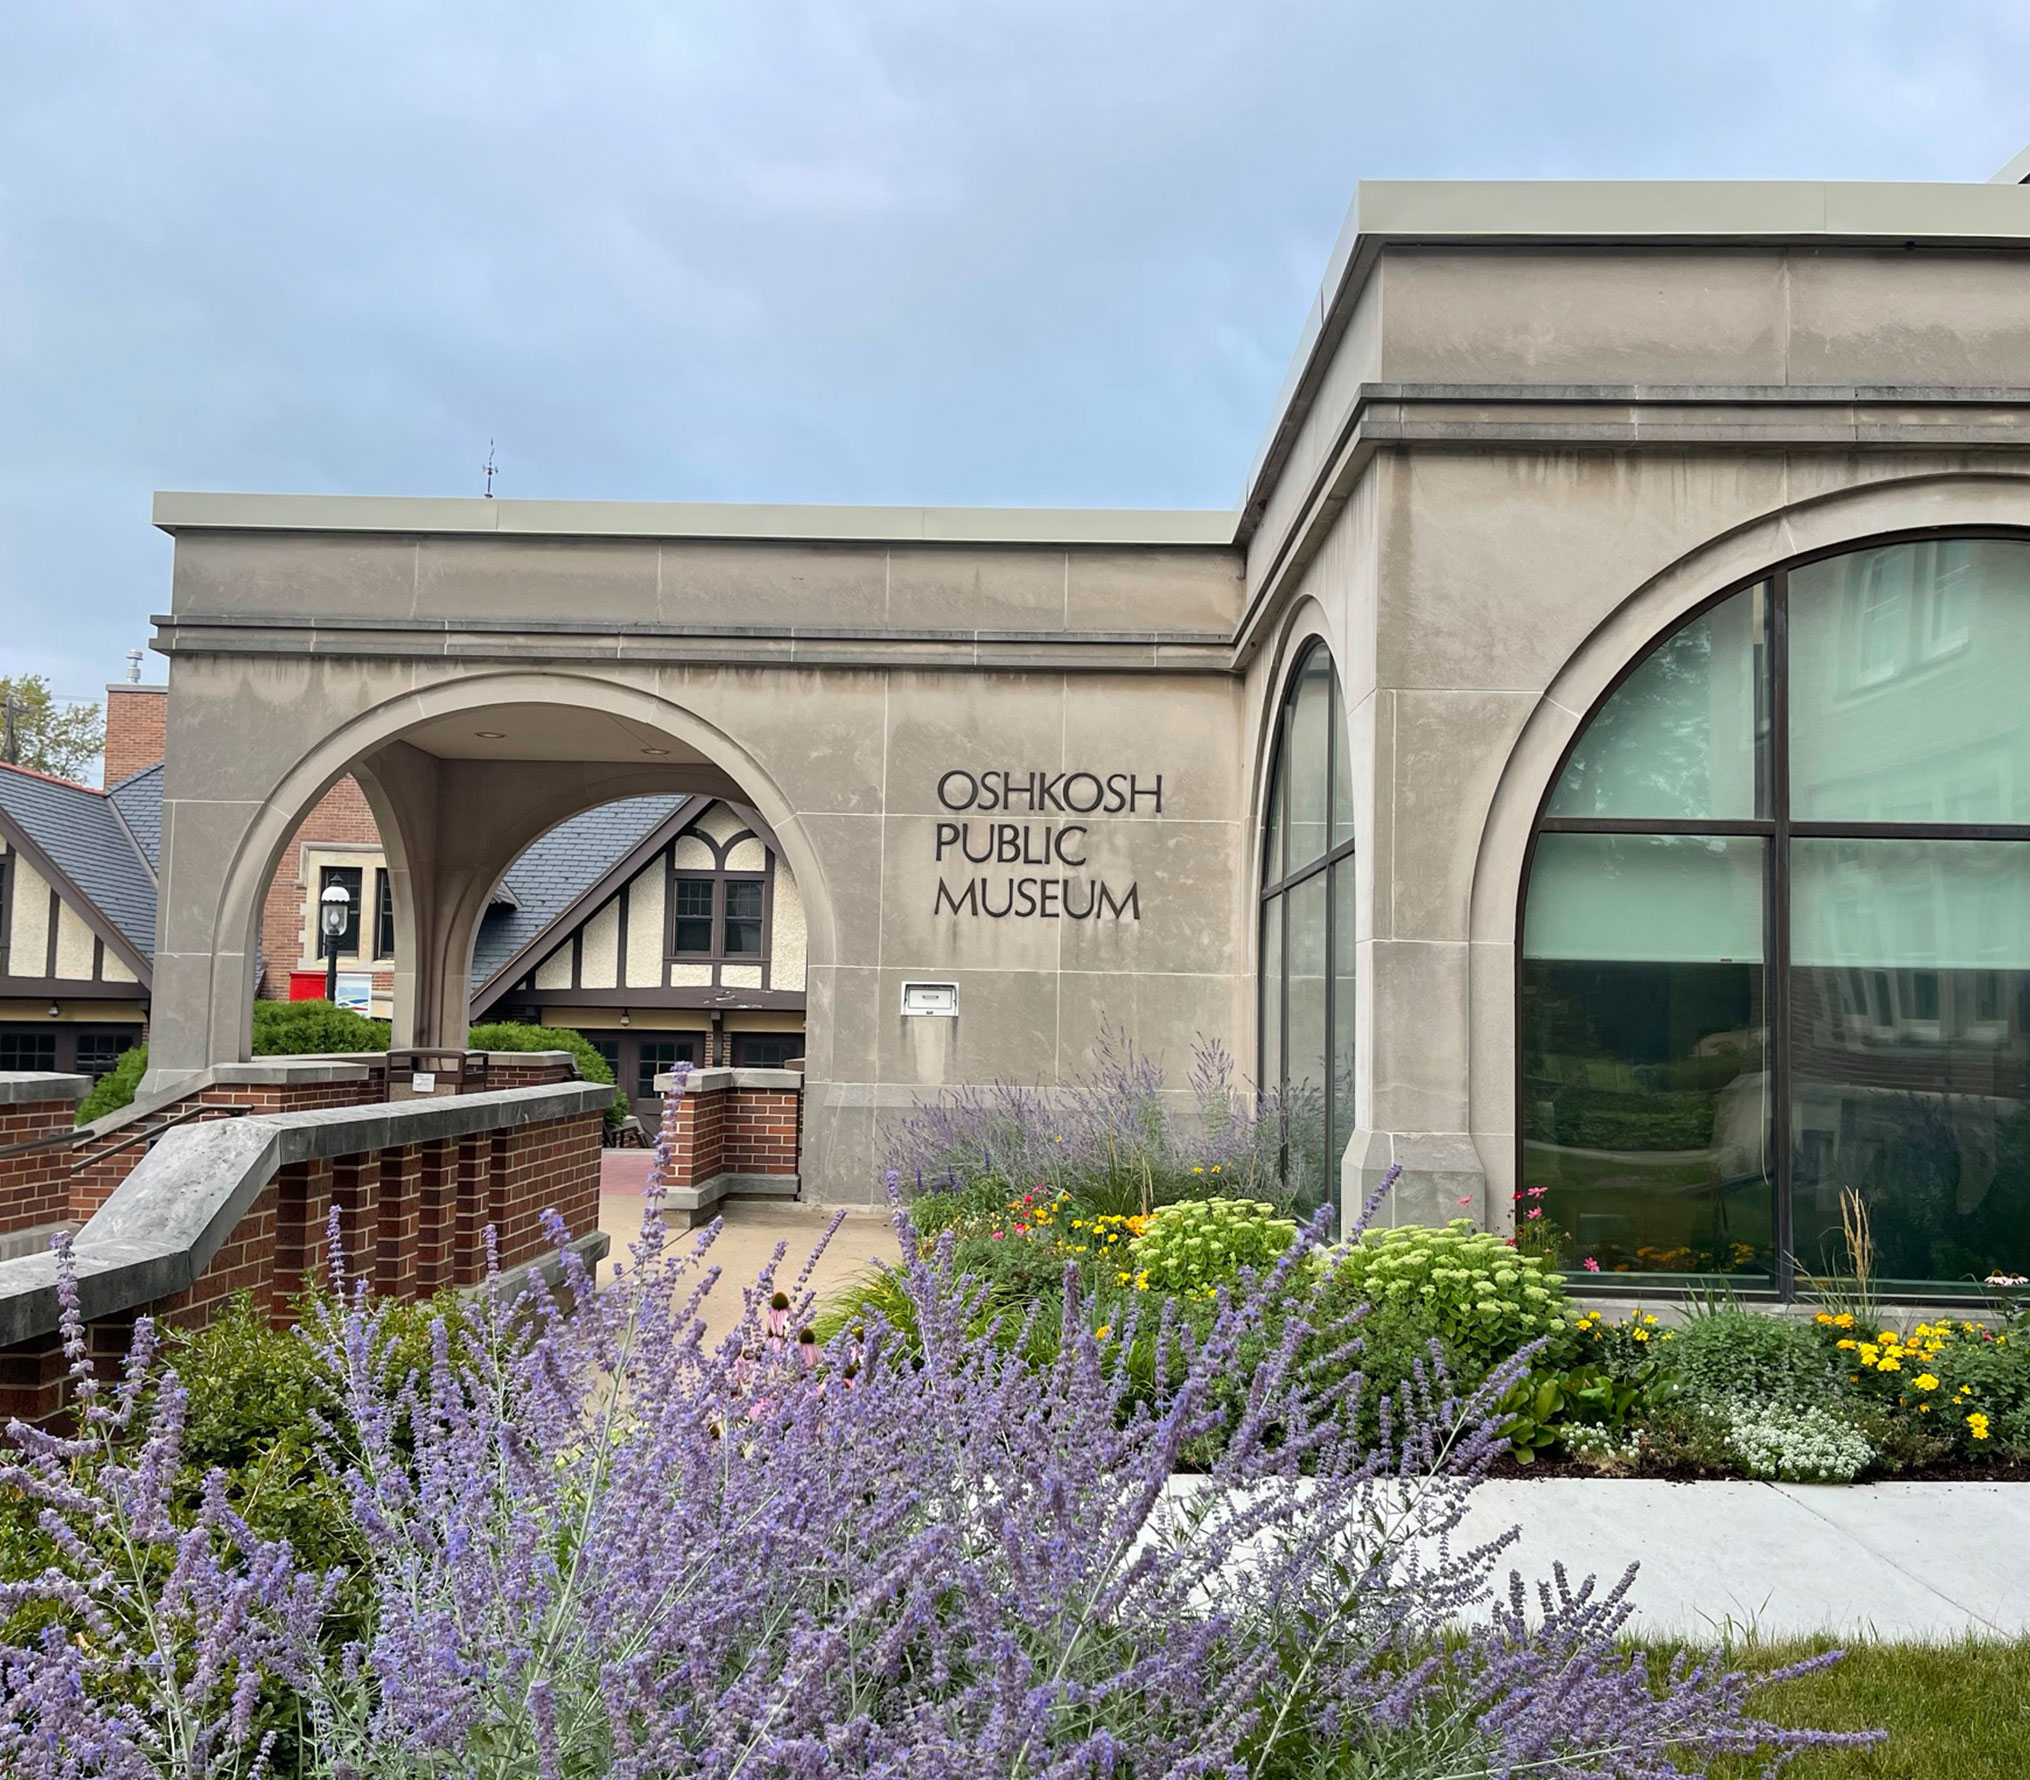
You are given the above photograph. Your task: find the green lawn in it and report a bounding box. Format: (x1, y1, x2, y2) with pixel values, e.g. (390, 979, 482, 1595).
(1651, 1636, 2030, 1779)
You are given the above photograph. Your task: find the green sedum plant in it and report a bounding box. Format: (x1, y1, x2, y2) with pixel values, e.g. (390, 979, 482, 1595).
(1324, 1220, 1569, 1384)
(1128, 1197, 1297, 1294)
(1667, 1306, 1844, 1407)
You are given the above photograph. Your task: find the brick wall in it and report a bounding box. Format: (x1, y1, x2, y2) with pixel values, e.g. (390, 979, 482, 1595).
(257, 776, 393, 1002)
(0, 1095, 79, 1233)
(69, 1075, 383, 1219)
(0, 1099, 607, 1423)
(723, 1087, 802, 1178)
(101, 685, 167, 786)
(651, 1073, 801, 1196)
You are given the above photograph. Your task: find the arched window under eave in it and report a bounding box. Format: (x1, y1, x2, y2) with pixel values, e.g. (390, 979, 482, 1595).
(1259, 641, 1355, 1216)
(1521, 535, 2030, 1297)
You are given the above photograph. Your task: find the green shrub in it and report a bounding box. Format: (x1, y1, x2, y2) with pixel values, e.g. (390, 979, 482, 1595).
(76, 1044, 149, 1123)
(1322, 1220, 1569, 1385)
(1666, 1307, 1844, 1407)
(251, 997, 390, 1056)
(76, 999, 394, 1125)
(467, 1020, 620, 1128)
(1129, 1197, 1297, 1294)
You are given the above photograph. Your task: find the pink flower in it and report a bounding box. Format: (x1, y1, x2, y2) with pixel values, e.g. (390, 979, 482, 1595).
(1457, 1197, 1473, 1206)
(1526, 1208, 1542, 1220)
(1582, 1257, 1601, 1273)
(990, 1231, 1004, 1241)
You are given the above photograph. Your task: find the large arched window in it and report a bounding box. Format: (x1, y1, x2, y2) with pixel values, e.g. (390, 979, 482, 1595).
(1522, 535, 2030, 1295)
(1260, 642, 1355, 1214)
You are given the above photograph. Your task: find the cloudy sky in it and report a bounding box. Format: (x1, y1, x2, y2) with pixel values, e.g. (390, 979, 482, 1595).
(3, 2, 2027, 702)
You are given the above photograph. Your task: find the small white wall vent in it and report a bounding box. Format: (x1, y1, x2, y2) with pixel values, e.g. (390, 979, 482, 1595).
(900, 981, 959, 1018)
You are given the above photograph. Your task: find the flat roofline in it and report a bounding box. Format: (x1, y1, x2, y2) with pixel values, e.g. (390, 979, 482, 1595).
(1239, 178, 2030, 539)
(152, 490, 1241, 548)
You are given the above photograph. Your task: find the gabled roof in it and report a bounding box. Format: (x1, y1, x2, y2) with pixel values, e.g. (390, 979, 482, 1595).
(469, 794, 689, 997)
(107, 764, 163, 871)
(0, 763, 157, 975)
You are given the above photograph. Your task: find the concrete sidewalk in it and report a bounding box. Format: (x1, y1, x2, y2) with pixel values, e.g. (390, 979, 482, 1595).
(1466, 1478, 2030, 1641)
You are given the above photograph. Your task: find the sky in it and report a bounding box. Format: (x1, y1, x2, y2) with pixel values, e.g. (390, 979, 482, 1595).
(3, 1, 2028, 703)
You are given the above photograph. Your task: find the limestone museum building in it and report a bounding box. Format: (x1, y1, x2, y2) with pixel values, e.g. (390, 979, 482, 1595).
(136, 173, 2030, 1297)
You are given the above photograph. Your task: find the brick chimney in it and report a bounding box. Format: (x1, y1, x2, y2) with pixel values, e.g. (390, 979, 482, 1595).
(102, 682, 167, 787)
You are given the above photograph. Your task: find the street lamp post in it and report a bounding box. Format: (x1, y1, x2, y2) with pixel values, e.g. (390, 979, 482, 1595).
(320, 881, 353, 1004)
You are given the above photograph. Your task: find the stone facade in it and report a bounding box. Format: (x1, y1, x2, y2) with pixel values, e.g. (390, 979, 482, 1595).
(139, 178, 2030, 1226)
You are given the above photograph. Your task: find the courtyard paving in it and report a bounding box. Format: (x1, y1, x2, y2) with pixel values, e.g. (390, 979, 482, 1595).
(591, 1178, 2030, 1641)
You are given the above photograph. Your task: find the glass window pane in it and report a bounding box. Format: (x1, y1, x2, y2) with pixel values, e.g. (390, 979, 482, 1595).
(1522, 834, 1772, 1277)
(1329, 857, 1357, 1198)
(1263, 738, 1285, 886)
(1790, 539, 2030, 822)
(1524, 833, 1764, 964)
(1259, 898, 1283, 1098)
(1790, 838, 2030, 1290)
(1547, 584, 1768, 820)
(319, 865, 363, 956)
(672, 877, 714, 954)
(1285, 649, 1333, 872)
(374, 871, 396, 959)
(1283, 871, 1330, 1212)
(725, 880, 764, 955)
(1330, 677, 1354, 851)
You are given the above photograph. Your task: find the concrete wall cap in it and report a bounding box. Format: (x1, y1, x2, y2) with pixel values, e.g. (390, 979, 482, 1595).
(0, 1072, 90, 1105)
(152, 491, 1240, 548)
(649, 1067, 801, 1093)
(210, 1061, 374, 1085)
(477, 1050, 578, 1067)
(0, 1080, 613, 1347)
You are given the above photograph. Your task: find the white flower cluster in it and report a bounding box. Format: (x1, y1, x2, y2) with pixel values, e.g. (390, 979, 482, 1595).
(1559, 1423, 1639, 1466)
(1721, 1400, 1872, 1484)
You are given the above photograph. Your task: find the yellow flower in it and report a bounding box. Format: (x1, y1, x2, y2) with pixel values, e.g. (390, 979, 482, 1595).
(1835, 1313, 1855, 1328)
(1191, 1166, 1204, 1175)
(1878, 1357, 1901, 1372)
(1969, 1412, 1992, 1440)
(1836, 1338, 1856, 1350)
(1631, 1328, 1650, 1343)
(1095, 1325, 1111, 1341)
(1641, 1313, 1658, 1325)
(1915, 1374, 1939, 1391)
(1857, 1344, 1879, 1365)
(1816, 1312, 1834, 1325)
(1210, 1164, 1222, 1173)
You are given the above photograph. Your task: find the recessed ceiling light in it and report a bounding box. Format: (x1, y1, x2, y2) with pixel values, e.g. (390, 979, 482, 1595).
(640, 746, 671, 756)
(474, 730, 507, 739)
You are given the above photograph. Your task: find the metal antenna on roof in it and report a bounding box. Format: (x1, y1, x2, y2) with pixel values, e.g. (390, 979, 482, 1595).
(483, 440, 497, 499)
(125, 650, 144, 685)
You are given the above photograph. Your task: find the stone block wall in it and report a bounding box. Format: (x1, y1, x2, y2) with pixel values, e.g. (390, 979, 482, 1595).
(0, 1074, 89, 1236)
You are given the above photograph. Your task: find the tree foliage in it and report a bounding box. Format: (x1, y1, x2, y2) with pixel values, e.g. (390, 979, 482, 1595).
(0, 674, 104, 782)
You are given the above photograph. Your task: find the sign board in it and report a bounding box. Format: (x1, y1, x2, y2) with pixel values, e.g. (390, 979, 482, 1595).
(333, 972, 374, 1015)
(410, 1072, 437, 1094)
(900, 981, 959, 1018)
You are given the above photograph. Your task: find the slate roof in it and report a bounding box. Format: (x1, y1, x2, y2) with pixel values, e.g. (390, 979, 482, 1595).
(107, 765, 163, 871)
(470, 795, 688, 993)
(0, 764, 158, 965)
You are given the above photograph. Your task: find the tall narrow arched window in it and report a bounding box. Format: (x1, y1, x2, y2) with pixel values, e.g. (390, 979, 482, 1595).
(1522, 535, 2030, 1296)
(1259, 642, 1355, 1215)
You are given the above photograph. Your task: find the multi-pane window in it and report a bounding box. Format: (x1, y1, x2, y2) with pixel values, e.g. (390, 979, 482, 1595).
(672, 879, 717, 955)
(318, 864, 363, 955)
(0, 1031, 56, 1071)
(669, 874, 766, 960)
(635, 1036, 703, 1098)
(74, 1033, 127, 1077)
(1523, 535, 2030, 1296)
(734, 1033, 798, 1067)
(374, 871, 396, 959)
(1259, 642, 1355, 1218)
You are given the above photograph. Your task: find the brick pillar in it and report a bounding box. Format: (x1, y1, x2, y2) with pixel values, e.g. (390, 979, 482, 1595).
(330, 1153, 381, 1288)
(453, 1134, 491, 1286)
(0, 1075, 88, 1235)
(270, 1157, 333, 1317)
(414, 1138, 456, 1292)
(376, 1145, 419, 1297)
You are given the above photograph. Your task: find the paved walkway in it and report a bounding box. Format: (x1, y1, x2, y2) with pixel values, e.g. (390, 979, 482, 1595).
(598, 1155, 899, 1344)
(589, 1188, 2030, 1641)
(1466, 1477, 2030, 1641)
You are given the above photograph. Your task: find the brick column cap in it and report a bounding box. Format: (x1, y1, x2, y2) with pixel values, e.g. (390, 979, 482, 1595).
(0, 1073, 90, 1105)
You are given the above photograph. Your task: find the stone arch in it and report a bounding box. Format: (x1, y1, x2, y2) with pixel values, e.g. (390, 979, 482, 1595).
(187, 668, 839, 1076)
(1464, 467, 2030, 1201)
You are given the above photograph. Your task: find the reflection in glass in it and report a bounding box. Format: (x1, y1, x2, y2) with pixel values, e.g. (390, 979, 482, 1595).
(1259, 900, 1283, 1104)
(1790, 540, 2030, 823)
(1285, 651, 1333, 873)
(1331, 857, 1357, 1200)
(1790, 839, 2030, 1290)
(1547, 584, 1767, 820)
(1522, 834, 1772, 1277)
(1331, 686, 1355, 850)
(1284, 871, 1330, 1211)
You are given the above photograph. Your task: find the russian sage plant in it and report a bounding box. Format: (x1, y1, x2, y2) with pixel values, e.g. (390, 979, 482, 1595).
(0, 1170, 1874, 1776)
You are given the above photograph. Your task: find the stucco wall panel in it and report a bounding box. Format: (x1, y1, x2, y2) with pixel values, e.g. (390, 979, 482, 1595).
(577, 901, 620, 990)
(8, 858, 50, 973)
(53, 902, 96, 980)
(623, 864, 665, 988)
